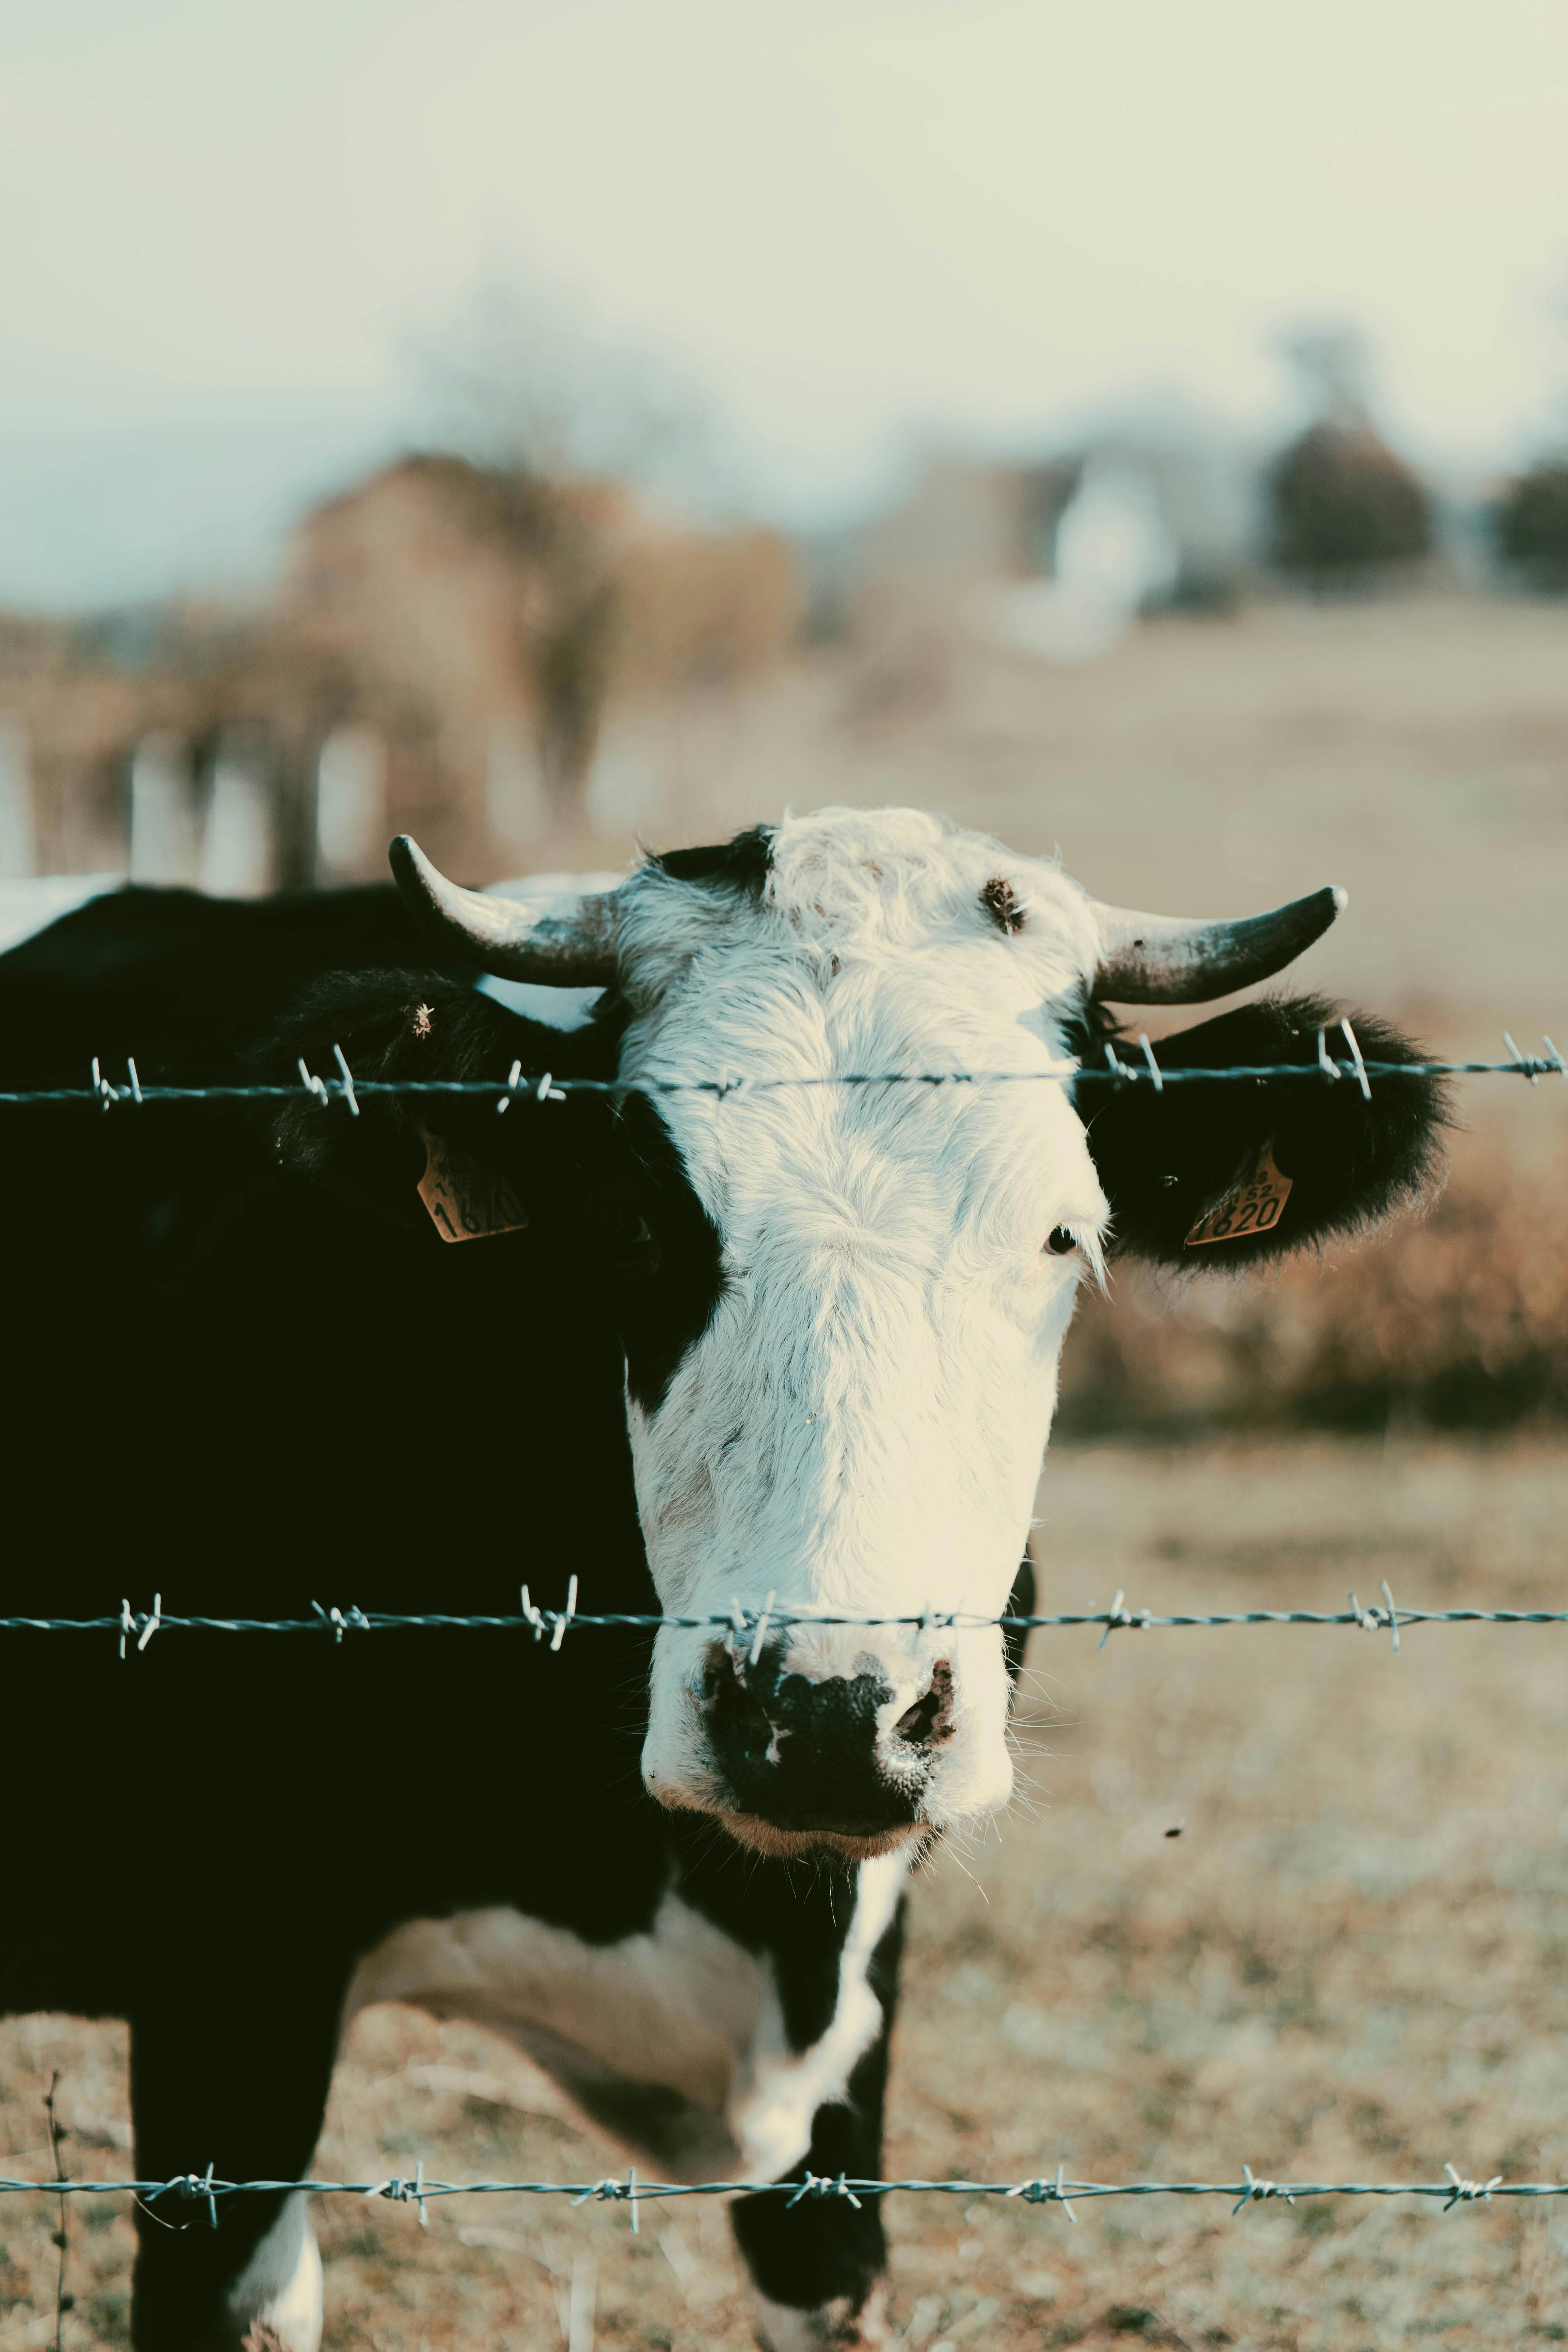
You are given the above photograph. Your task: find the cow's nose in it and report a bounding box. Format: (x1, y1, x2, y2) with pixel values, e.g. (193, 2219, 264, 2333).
(701, 1643, 949, 1838)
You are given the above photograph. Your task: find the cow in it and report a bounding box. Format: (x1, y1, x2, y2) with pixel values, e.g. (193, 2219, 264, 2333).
(0, 804, 1444, 2351)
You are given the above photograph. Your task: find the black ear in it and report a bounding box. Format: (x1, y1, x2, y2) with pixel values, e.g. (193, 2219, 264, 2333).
(1075, 995, 1449, 1267)
(261, 973, 619, 1234)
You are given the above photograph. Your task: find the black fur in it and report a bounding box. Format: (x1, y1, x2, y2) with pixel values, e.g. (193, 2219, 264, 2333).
(0, 880, 441, 1084)
(610, 1091, 729, 1414)
(1073, 994, 1449, 1267)
(0, 885, 892, 2346)
(262, 973, 727, 1414)
(0, 877, 1447, 2349)
(731, 1898, 904, 2318)
(647, 822, 775, 894)
(265, 970, 625, 1232)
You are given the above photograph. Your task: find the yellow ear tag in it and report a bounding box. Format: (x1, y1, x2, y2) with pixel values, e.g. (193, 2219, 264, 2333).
(417, 1129, 530, 1244)
(1185, 1142, 1292, 1248)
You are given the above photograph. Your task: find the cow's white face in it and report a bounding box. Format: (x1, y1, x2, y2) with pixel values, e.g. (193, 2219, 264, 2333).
(610, 808, 1108, 1858)
(398, 801, 1380, 1856)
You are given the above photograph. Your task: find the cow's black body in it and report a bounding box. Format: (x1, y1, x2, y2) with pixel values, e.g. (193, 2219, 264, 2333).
(2, 885, 958, 2346)
(0, 865, 1443, 2349)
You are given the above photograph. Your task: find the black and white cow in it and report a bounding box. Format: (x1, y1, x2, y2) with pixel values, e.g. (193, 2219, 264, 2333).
(0, 806, 1443, 2351)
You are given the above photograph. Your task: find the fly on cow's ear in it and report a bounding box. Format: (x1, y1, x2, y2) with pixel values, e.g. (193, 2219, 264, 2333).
(1075, 994, 1448, 1268)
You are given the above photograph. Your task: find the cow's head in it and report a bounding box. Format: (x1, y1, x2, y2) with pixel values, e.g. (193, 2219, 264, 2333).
(337, 807, 1443, 1860)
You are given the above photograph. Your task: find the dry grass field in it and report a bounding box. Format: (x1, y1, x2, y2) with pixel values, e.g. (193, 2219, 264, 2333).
(4, 1436, 1566, 2351)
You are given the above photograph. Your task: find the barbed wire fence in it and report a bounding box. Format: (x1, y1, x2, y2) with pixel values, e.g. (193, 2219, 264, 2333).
(7, 1577, 1561, 2223)
(0, 1018, 1566, 1113)
(4, 1025, 1563, 2238)
(0, 2164, 1558, 2226)
(4, 1586, 1568, 1651)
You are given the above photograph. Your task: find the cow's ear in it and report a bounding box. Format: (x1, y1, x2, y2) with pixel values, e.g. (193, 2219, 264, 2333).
(261, 973, 617, 1232)
(1075, 994, 1449, 1268)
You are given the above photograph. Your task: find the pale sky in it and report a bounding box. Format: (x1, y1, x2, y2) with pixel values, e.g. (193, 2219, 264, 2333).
(3, 0, 1568, 603)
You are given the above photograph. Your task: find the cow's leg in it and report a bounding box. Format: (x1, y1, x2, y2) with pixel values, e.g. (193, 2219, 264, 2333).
(128, 1968, 344, 2352)
(731, 1894, 904, 2352)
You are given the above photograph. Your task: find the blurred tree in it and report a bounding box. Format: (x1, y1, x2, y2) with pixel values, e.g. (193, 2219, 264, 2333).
(1267, 326, 1432, 588)
(1493, 457, 1568, 591)
(410, 273, 716, 814)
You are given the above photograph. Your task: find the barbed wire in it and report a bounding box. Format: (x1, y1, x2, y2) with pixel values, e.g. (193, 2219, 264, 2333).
(1, 1022, 1564, 1113)
(8, 1582, 1566, 1653)
(0, 2162, 1548, 2226)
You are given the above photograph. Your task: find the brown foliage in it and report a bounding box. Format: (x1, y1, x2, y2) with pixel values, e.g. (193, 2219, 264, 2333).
(1269, 416, 1432, 583)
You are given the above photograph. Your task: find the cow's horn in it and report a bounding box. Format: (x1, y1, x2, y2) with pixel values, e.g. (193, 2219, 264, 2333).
(1089, 885, 1347, 1003)
(389, 836, 619, 983)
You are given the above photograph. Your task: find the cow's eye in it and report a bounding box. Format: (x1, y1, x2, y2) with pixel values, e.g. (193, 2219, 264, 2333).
(1045, 1226, 1078, 1257)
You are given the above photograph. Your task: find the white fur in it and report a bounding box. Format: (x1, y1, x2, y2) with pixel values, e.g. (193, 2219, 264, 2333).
(751, 2285, 890, 2350)
(224, 2190, 322, 2352)
(611, 808, 1107, 1833)
(731, 1851, 906, 2177)
(346, 1892, 761, 2170)
(346, 1854, 906, 2188)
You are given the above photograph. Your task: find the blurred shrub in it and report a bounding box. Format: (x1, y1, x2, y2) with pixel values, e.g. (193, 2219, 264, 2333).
(1267, 418, 1432, 587)
(1059, 1137, 1568, 1436)
(1493, 458, 1568, 592)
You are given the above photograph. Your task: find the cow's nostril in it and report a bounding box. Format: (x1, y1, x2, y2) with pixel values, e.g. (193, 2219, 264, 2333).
(702, 1644, 779, 1771)
(893, 1659, 955, 1753)
(699, 1645, 921, 1839)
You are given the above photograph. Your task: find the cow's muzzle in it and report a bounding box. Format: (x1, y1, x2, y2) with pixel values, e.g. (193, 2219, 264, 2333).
(697, 1640, 954, 1858)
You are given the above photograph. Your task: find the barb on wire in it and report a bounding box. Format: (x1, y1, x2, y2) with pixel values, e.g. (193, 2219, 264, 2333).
(0, 2168, 1558, 2210)
(1008, 2161, 1076, 2221)
(786, 2173, 864, 2210)
(3, 1037, 1568, 1111)
(115, 1595, 161, 1658)
(1338, 1018, 1372, 1102)
(1443, 2163, 1502, 2212)
(572, 2171, 641, 2230)
(144, 2166, 219, 2230)
(311, 1602, 369, 1644)
(1098, 1590, 1152, 1649)
(1232, 2164, 1294, 2217)
(1348, 1580, 1401, 1654)
(367, 2160, 427, 2227)
(5, 1597, 1568, 1641)
(332, 1045, 359, 1118)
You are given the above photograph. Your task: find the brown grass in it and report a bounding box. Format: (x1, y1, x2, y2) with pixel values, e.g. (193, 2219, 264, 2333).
(5, 1436, 1566, 2349)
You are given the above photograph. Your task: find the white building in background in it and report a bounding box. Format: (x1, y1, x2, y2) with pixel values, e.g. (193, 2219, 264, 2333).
(841, 421, 1259, 664)
(129, 733, 199, 886)
(996, 461, 1181, 662)
(315, 722, 387, 883)
(0, 717, 35, 879)
(200, 742, 277, 898)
